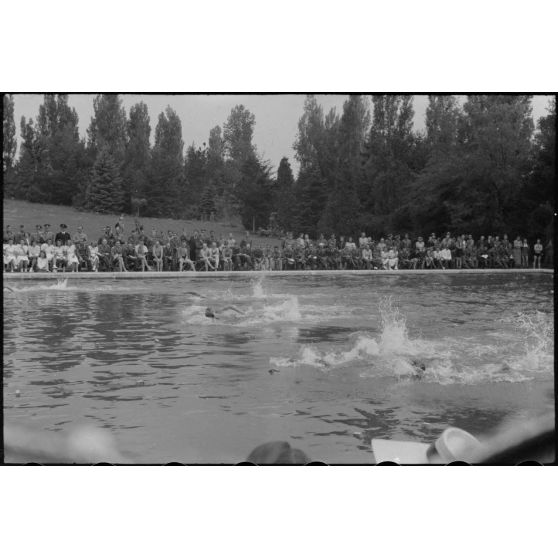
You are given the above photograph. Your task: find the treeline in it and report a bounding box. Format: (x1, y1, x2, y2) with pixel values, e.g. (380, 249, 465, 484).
(3, 94, 555, 240)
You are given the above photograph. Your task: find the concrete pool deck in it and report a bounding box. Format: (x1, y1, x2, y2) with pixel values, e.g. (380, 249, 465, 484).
(3, 268, 553, 280)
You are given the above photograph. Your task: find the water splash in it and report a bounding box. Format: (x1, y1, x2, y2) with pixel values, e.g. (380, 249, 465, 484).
(269, 297, 553, 385)
(13, 278, 72, 292)
(251, 276, 266, 299)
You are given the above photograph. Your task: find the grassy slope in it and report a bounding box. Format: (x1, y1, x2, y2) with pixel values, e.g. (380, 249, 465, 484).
(2, 199, 282, 247)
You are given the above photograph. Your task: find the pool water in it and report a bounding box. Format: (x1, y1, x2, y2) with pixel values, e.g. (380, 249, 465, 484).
(3, 273, 554, 463)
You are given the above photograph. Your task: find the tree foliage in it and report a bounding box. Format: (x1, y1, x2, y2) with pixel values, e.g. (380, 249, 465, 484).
(85, 148, 124, 213)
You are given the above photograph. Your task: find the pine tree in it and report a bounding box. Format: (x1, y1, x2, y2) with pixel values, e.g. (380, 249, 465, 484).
(85, 148, 125, 213)
(200, 182, 217, 218)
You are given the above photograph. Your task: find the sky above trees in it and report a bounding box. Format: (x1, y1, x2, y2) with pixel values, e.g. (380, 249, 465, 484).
(12, 94, 553, 173)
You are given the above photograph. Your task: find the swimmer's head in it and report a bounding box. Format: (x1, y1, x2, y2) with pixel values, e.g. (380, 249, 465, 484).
(205, 307, 215, 318)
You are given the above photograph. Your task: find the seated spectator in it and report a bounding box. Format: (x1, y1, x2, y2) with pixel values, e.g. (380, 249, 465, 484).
(521, 238, 530, 268)
(14, 240, 29, 272)
(533, 239, 543, 269)
(209, 242, 220, 271)
(294, 245, 306, 270)
(88, 242, 100, 272)
(387, 248, 399, 270)
(252, 245, 264, 271)
(163, 241, 174, 271)
(135, 239, 151, 271)
(221, 242, 233, 271)
(98, 238, 112, 271)
(283, 245, 296, 270)
(177, 240, 196, 272)
(66, 239, 80, 272)
(440, 247, 452, 269)
(36, 250, 49, 272)
(122, 240, 138, 271)
(236, 242, 253, 270)
(424, 248, 435, 269)
(4, 238, 17, 272)
(41, 238, 55, 271)
(28, 239, 40, 272)
(200, 242, 215, 271)
(111, 240, 127, 272)
(53, 239, 67, 272)
(272, 246, 283, 271)
(362, 245, 372, 269)
(152, 240, 164, 272)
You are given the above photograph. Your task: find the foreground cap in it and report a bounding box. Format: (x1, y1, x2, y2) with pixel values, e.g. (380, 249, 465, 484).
(246, 441, 309, 464)
(372, 427, 483, 464)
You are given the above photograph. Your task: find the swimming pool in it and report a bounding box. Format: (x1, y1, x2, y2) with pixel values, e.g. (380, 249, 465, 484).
(3, 272, 554, 463)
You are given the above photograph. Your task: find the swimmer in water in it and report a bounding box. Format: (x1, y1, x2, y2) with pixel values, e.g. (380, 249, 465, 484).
(205, 305, 245, 319)
(184, 291, 206, 298)
(410, 360, 426, 380)
(4, 285, 15, 292)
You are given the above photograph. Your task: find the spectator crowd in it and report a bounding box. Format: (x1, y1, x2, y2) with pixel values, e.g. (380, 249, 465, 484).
(3, 218, 553, 274)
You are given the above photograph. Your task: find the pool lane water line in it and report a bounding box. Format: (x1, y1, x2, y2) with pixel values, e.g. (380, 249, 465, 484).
(3, 268, 553, 281)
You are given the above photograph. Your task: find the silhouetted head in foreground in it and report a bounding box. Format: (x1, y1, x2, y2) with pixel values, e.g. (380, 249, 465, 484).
(247, 441, 310, 464)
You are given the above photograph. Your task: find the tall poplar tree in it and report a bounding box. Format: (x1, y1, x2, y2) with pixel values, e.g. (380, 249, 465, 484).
(3, 94, 17, 196)
(148, 107, 184, 217)
(124, 102, 152, 215)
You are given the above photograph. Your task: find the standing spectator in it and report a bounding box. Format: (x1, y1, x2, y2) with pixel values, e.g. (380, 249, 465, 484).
(43, 224, 55, 243)
(15, 224, 29, 244)
(32, 225, 45, 244)
(4, 225, 15, 243)
(55, 224, 71, 246)
(533, 239, 543, 269)
(73, 225, 88, 267)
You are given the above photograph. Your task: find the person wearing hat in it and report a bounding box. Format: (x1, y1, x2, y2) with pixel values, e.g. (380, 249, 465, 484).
(32, 224, 45, 245)
(55, 224, 71, 246)
(43, 224, 55, 244)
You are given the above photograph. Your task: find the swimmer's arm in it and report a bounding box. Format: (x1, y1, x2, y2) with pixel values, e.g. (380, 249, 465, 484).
(4, 285, 15, 293)
(222, 305, 245, 315)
